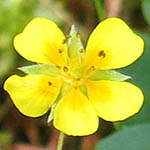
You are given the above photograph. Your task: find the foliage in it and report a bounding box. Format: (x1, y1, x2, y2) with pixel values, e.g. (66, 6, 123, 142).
(96, 124, 150, 150)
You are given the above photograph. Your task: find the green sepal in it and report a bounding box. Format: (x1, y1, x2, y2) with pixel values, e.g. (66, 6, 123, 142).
(47, 103, 56, 123)
(47, 83, 71, 123)
(89, 70, 131, 81)
(67, 25, 85, 60)
(67, 25, 85, 79)
(55, 83, 71, 101)
(80, 85, 88, 98)
(18, 64, 60, 77)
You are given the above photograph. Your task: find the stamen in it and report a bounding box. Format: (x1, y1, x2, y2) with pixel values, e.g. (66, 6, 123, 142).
(62, 35, 72, 44)
(66, 34, 72, 39)
(79, 48, 84, 53)
(58, 49, 63, 53)
(98, 50, 106, 58)
(56, 65, 61, 69)
(63, 66, 68, 72)
(90, 66, 96, 71)
(62, 39, 67, 44)
(48, 82, 52, 86)
(76, 33, 81, 39)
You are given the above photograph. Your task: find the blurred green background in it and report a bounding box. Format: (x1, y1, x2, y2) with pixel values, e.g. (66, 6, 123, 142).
(0, 0, 150, 150)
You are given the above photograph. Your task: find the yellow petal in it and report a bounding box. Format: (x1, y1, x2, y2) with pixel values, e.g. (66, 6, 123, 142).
(85, 18, 144, 69)
(14, 18, 67, 66)
(86, 80, 144, 121)
(54, 88, 99, 136)
(4, 75, 62, 117)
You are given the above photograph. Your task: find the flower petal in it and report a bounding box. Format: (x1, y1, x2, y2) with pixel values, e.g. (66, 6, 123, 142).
(54, 88, 99, 136)
(4, 75, 62, 117)
(86, 80, 144, 121)
(14, 18, 67, 66)
(85, 18, 144, 69)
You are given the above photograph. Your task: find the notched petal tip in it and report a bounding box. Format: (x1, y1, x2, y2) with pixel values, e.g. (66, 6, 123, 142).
(13, 17, 67, 66)
(85, 17, 145, 70)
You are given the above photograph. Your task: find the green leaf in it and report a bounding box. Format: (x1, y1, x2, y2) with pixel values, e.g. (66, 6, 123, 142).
(18, 64, 60, 77)
(0, 131, 13, 145)
(96, 124, 150, 150)
(89, 70, 131, 81)
(141, 0, 150, 25)
(67, 25, 84, 60)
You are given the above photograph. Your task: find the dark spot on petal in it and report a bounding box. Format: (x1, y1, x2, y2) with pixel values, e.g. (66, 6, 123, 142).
(48, 82, 52, 86)
(63, 66, 68, 72)
(98, 50, 106, 58)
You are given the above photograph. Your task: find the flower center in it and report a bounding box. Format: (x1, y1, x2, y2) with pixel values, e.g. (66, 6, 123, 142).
(60, 66, 85, 87)
(63, 76, 84, 87)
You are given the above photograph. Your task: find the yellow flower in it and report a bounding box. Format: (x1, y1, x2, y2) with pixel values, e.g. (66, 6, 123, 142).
(4, 17, 144, 136)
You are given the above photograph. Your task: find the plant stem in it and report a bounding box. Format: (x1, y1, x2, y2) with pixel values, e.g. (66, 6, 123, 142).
(93, 0, 105, 21)
(56, 132, 65, 150)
